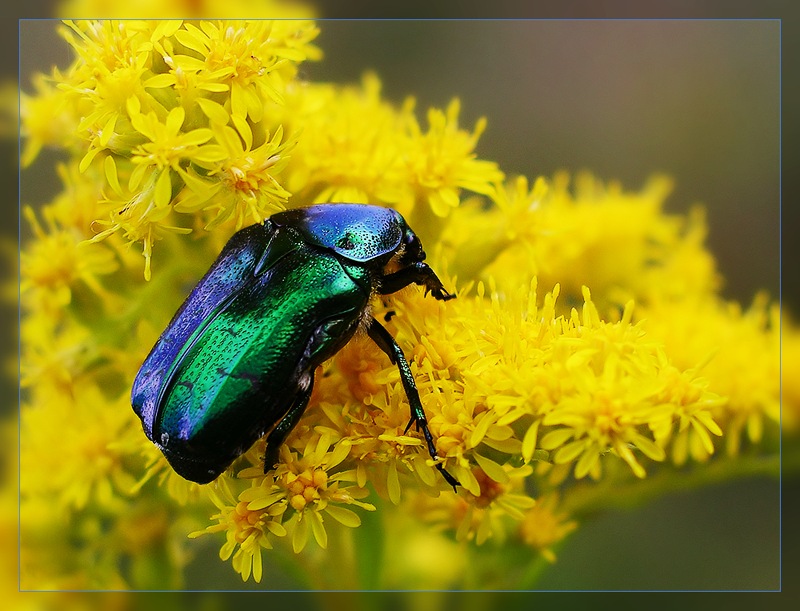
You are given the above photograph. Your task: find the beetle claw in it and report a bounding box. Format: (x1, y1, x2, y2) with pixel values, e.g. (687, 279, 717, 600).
(428, 285, 457, 302)
(436, 463, 460, 492)
(403, 417, 415, 435)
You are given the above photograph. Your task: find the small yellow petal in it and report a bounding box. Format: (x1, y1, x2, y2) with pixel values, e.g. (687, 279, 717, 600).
(324, 505, 361, 528)
(473, 453, 509, 484)
(154, 169, 173, 207)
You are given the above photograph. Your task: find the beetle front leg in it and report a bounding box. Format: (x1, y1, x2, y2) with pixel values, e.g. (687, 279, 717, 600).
(263, 371, 315, 473)
(367, 318, 459, 491)
(379, 262, 456, 301)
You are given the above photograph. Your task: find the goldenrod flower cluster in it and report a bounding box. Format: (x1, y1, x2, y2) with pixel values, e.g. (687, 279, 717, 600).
(17, 18, 786, 590)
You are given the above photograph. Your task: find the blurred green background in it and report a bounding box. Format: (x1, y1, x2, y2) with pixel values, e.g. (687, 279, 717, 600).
(13, 16, 785, 602)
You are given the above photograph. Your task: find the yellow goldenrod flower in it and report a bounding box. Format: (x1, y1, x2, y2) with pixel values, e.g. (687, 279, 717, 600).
(282, 75, 410, 207)
(518, 493, 578, 563)
(403, 98, 504, 218)
(55, 0, 319, 19)
(191, 433, 374, 582)
(281, 74, 503, 238)
(175, 122, 294, 230)
(189, 478, 288, 584)
(641, 293, 780, 456)
(20, 206, 118, 311)
(472, 172, 720, 309)
(782, 322, 800, 432)
(21, 384, 141, 511)
(20, 74, 77, 166)
(23, 19, 320, 280)
(408, 463, 536, 545)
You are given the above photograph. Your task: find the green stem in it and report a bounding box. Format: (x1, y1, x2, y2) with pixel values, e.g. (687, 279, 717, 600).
(516, 550, 558, 590)
(560, 452, 780, 518)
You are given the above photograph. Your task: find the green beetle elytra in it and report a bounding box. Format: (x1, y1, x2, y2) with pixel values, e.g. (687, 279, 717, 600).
(132, 203, 459, 489)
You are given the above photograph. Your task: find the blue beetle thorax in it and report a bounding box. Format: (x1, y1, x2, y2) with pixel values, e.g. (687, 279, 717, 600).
(272, 204, 405, 263)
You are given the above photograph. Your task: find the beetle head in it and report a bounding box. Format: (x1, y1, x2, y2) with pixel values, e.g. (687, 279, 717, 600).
(271, 204, 405, 264)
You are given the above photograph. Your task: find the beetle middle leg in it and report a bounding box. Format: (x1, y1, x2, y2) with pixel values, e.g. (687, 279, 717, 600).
(367, 318, 459, 491)
(263, 371, 315, 473)
(379, 262, 456, 302)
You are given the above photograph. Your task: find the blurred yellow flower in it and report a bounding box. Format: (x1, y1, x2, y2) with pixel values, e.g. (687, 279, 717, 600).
(281, 74, 503, 231)
(518, 493, 578, 563)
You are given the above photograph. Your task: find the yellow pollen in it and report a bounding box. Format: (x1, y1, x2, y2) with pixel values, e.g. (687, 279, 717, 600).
(312, 470, 327, 487)
(290, 494, 306, 511)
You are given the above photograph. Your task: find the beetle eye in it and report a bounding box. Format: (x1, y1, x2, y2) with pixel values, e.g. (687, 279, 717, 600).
(402, 232, 425, 263)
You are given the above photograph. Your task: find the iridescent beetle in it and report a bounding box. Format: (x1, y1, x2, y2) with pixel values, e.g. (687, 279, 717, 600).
(132, 204, 458, 489)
